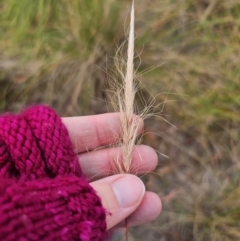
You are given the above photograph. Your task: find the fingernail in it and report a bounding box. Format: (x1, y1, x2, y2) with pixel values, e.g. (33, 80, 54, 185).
(111, 175, 145, 208)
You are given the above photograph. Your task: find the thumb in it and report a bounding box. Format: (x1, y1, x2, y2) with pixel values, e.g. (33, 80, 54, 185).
(90, 174, 145, 230)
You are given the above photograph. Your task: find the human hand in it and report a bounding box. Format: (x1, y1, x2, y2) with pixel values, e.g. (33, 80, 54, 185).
(62, 113, 162, 236)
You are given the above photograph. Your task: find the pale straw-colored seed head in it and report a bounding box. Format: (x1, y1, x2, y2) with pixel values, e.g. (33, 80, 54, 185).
(107, 1, 168, 174)
(109, 1, 143, 174)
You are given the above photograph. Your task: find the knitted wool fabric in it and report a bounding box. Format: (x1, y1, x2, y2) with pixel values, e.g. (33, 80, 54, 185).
(0, 105, 107, 241)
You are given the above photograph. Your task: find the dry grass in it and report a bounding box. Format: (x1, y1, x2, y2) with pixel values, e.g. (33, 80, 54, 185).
(1, 0, 240, 240)
(109, 3, 141, 174)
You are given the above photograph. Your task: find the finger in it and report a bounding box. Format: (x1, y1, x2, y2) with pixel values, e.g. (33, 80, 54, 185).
(126, 191, 162, 226)
(109, 192, 162, 229)
(62, 113, 143, 153)
(80, 145, 158, 181)
(90, 174, 145, 230)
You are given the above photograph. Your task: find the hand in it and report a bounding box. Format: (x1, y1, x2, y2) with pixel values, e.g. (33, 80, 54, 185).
(62, 113, 162, 234)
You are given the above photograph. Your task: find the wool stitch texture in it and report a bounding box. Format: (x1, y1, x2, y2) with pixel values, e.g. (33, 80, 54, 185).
(0, 105, 107, 241)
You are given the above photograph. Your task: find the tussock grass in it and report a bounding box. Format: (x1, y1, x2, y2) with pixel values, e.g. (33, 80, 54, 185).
(131, 1, 240, 240)
(0, 0, 121, 114)
(1, 0, 240, 240)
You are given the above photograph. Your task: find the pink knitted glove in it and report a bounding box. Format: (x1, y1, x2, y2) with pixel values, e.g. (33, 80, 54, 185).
(0, 105, 107, 241)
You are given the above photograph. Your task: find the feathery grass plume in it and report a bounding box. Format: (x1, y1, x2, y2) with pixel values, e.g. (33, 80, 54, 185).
(109, 1, 143, 174)
(107, 1, 170, 175)
(108, 1, 167, 174)
(118, 1, 136, 173)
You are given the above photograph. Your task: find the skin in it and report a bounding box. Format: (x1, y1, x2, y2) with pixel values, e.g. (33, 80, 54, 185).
(62, 113, 162, 233)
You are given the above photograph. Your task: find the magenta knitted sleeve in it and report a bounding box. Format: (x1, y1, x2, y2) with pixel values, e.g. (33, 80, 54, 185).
(0, 105, 107, 241)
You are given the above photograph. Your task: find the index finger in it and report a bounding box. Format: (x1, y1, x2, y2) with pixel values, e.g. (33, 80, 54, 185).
(62, 113, 143, 153)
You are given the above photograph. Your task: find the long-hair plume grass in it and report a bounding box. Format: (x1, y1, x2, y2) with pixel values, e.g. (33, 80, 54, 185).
(117, 2, 139, 173)
(108, 1, 144, 174)
(107, 1, 168, 175)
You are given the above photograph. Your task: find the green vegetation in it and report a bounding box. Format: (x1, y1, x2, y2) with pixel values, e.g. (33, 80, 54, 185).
(1, 0, 240, 240)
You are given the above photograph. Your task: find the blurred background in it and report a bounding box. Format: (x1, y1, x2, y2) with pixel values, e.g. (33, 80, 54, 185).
(0, 0, 240, 240)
